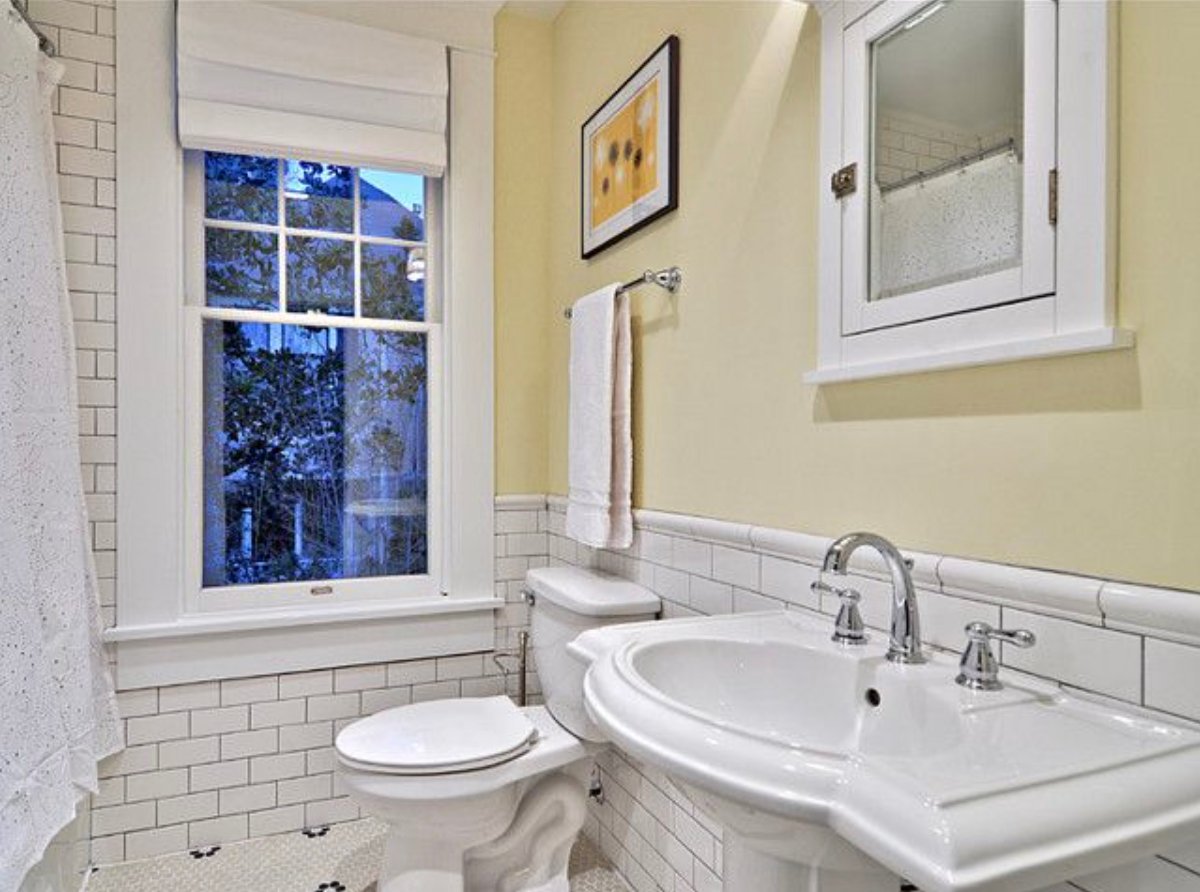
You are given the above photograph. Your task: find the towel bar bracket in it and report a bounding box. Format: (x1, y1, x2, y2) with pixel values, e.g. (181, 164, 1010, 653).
(563, 266, 682, 319)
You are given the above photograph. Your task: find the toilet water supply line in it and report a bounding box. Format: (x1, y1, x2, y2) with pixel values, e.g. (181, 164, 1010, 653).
(493, 629, 529, 707)
(517, 630, 528, 707)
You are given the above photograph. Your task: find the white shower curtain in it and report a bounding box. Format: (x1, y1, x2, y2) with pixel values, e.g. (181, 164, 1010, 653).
(1, 10, 123, 888)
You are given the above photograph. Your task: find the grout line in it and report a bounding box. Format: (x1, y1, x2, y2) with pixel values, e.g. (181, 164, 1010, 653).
(1158, 854, 1200, 880)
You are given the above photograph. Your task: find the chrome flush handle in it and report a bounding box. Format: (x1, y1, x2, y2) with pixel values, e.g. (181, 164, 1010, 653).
(812, 580, 867, 646)
(955, 621, 1036, 691)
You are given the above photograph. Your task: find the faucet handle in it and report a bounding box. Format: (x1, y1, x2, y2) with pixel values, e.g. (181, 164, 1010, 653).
(830, 587, 867, 646)
(956, 621, 1036, 690)
(965, 621, 1036, 648)
(811, 579, 835, 598)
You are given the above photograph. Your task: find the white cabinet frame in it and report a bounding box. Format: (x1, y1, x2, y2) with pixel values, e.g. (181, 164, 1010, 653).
(808, 0, 1133, 385)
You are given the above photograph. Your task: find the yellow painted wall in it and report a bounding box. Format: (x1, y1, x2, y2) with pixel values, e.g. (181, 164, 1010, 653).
(495, 10, 553, 494)
(523, 0, 1200, 591)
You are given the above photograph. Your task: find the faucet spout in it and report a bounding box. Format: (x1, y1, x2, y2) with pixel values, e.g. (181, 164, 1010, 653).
(821, 532, 925, 664)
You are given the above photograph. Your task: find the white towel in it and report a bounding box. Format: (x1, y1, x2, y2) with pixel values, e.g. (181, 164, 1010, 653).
(565, 285, 633, 549)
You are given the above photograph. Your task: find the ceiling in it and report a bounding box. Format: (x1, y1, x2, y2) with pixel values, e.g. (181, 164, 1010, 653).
(875, 0, 1023, 135)
(503, 0, 567, 21)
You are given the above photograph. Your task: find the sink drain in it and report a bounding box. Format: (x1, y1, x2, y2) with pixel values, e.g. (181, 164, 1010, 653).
(865, 688, 882, 707)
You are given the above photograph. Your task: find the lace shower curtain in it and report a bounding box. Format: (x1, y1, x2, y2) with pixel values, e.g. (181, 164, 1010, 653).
(871, 150, 1023, 300)
(1, 11, 123, 887)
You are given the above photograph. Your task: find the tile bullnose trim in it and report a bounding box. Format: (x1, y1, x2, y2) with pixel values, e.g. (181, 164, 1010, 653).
(749, 526, 830, 564)
(938, 558, 1104, 624)
(1101, 581, 1200, 647)
(494, 493, 549, 511)
(631, 508, 754, 550)
(522, 495, 1200, 640)
(631, 508, 695, 540)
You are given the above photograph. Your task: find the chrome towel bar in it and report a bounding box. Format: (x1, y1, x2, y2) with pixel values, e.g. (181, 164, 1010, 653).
(563, 266, 682, 319)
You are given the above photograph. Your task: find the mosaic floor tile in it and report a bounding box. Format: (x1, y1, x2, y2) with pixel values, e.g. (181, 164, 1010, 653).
(85, 819, 627, 892)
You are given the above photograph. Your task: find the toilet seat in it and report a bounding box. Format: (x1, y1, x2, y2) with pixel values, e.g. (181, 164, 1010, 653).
(336, 696, 538, 776)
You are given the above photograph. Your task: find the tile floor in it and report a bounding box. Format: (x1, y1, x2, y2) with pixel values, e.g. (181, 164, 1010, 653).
(84, 819, 627, 892)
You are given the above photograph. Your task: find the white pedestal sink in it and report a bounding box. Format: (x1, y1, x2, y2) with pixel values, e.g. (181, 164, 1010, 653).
(571, 611, 1200, 892)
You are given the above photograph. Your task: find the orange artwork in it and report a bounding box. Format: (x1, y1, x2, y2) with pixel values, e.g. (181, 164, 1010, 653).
(590, 79, 659, 229)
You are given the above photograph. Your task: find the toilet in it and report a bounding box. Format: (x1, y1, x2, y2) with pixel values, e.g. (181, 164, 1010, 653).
(335, 566, 660, 892)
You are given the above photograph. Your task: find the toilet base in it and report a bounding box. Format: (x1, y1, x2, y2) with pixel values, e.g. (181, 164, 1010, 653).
(374, 767, 589, 892)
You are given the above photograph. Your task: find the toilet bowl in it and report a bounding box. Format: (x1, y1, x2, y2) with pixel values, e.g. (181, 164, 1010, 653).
(335, 567, 660, 892)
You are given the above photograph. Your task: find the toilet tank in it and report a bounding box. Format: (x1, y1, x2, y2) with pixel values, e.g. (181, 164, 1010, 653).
(526, 566, 660, 741)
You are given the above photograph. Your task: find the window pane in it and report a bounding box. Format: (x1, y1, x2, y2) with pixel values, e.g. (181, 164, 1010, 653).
(360, 169, 425, 240)
(361, 244, 425, 321)
(205, 228, 278, 310)
(287, 236, 354, 316)
(202, 321, 428, 587)
(205, 153, 277, 224)
(285, 161, 353, 233)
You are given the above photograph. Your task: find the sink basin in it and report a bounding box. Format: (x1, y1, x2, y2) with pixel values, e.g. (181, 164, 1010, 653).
(629, 638, 862, 754)
(629, 636, 967, 760)
(573, 610, 1200, 892)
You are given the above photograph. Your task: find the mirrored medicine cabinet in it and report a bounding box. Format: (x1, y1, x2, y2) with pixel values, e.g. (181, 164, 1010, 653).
(808, 0, 1132, 384)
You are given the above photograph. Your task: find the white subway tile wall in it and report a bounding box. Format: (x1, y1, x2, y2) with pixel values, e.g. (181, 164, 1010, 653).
(874, 109, 1021, 188)
(29, 0, 118, 632)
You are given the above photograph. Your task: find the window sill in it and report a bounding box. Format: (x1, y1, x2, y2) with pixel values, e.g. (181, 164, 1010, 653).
(104, 597, 502, 689)
(804, 327, 1135, 385)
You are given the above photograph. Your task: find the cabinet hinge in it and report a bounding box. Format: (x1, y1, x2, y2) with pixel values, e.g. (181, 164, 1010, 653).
(831, 163, 857, 199)
(1048, 168, 1058, 226)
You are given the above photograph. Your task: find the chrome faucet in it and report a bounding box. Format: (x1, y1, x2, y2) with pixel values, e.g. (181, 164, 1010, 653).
(820, 532, 925, 664)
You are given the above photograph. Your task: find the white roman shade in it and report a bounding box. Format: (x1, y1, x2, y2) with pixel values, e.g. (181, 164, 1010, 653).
(176, 1, 449, 174)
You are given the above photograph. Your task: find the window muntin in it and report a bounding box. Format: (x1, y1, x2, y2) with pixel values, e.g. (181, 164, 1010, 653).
(189, 151, 439, 605)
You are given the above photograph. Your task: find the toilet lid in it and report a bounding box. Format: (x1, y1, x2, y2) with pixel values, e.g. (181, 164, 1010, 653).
(335, 696, 538, 774)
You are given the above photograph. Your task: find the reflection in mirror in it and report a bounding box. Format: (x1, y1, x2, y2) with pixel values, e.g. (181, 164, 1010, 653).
(869, 0, 1024, 301)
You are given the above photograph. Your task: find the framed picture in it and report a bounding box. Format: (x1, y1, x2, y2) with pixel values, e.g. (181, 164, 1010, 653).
(581, 35, 680, 259)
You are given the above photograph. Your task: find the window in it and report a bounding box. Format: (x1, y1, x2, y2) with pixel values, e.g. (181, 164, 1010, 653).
(185, 152, 442, 612)
(113, 3, 495, 688)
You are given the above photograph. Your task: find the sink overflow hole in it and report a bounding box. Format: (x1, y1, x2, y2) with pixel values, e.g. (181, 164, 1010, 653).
(865, 688, 882, 707)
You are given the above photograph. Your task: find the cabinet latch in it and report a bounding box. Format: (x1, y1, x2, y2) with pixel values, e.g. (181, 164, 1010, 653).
(831, 163, 858, 199)
(1049, 168, 1058, 226)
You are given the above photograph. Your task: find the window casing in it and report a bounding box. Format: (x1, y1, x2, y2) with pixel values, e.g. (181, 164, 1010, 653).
(182, 152, 444, 613)
(116, 1, 494, 689)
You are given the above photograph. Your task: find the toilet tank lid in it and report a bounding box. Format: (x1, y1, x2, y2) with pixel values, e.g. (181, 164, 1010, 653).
(527, 566, 660, 617)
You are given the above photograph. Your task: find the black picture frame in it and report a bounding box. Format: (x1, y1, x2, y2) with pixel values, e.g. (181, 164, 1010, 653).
(580, 35, 680, 260)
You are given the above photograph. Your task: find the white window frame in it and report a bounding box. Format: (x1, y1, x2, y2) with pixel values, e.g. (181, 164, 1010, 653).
(110, 1, 498, 689)
(807, 0, 1133, 385)
(182, 155, 444, 614)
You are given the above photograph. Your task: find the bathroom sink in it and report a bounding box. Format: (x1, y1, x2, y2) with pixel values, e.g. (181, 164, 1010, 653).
(572, 610, 1200, 892)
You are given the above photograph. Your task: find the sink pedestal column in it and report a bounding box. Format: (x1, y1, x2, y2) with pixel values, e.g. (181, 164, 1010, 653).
(723, 834, 899, 892)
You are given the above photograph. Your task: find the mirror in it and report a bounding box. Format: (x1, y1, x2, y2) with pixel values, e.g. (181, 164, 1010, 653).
(869, 0, 1024, 302)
